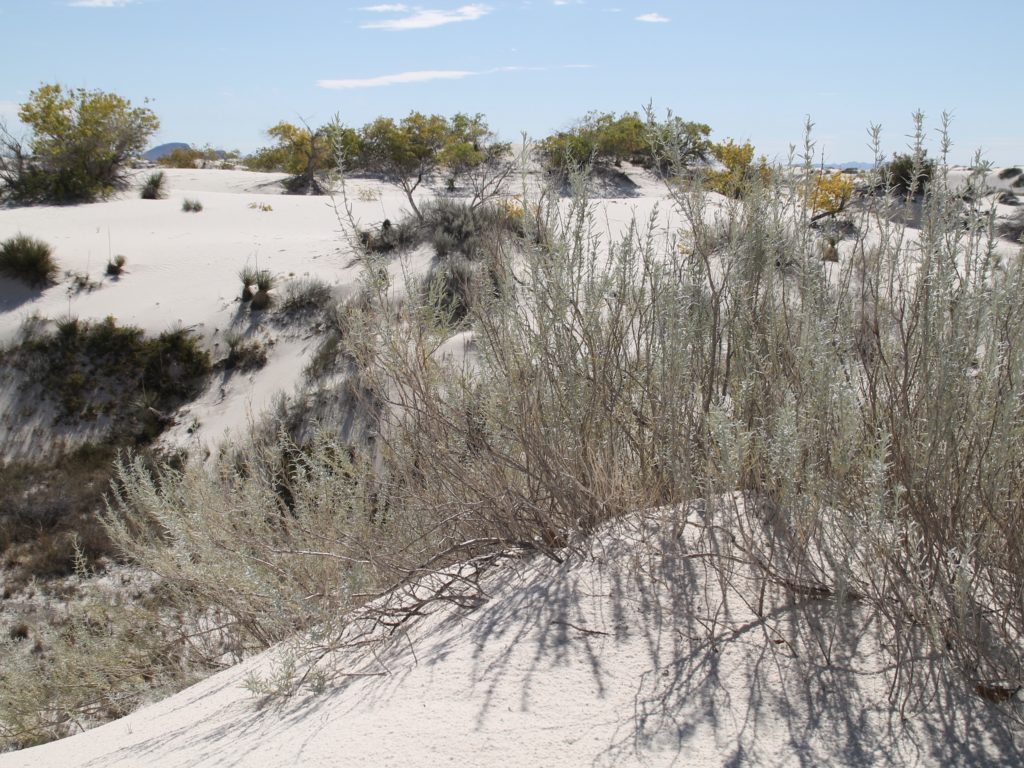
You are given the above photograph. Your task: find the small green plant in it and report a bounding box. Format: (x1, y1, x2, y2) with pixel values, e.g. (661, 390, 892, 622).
(182, 198, 203, 212)
(238, 265, 258, 301)
(105, 254, 126, 277)
(223, 330, 268, 372)
(0, 234, 59, 287)
(247, 201, 273, 212)
(140, 171, 166, 200)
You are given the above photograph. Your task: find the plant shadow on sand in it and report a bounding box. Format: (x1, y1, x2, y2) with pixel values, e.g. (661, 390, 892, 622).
(0, 277, 45, 314)
(72, 510, 1023, 768)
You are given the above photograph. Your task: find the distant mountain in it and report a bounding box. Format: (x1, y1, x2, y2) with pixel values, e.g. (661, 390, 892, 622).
(143, 142, 190, 161)
(823, 161, 875, 171)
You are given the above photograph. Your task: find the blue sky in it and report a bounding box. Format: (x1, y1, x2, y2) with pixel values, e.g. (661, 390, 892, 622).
(1, 0, 1022, 165)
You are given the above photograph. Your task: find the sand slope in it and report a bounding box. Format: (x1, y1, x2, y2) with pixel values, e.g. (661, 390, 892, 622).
(3, 511, 1020, 767)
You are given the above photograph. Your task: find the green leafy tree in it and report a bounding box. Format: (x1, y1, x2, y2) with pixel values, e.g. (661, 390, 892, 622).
(540, 110, 710, 176)
(360, 112, 507, 218)
(0, 84, 159, 204)
(158, 145, 224, 169)
(246, 118, 361, 194)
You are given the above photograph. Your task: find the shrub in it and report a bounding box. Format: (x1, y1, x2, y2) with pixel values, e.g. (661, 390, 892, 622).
(238, 266, 258, 301)
(882, 151, 935, 196)
(140, 171, 166, 200)
(998, 167, 1021, 180)
(539, 111, 711, 176)
(181, 198, 203, 212)
(0, 84, 159, 204)
(56, 117, 1024, 740)
(0, 234, 59, 287)
(705, 139, 770, 198)
(158, 146, 219, 169)
(807, 170, 855, 218)
(425, 255, 479, 326)
(421, 198, 521, 260)
(359, 216, 422, 254)
(358, 112, 511, 217)
(106, 254, 126, 277)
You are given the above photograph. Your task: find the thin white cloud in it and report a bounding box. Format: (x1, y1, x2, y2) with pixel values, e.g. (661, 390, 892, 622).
(319, 70, 475, 89)
(318, 63, 590, 89)
(69, 0, 138, 6)
(361, 4, 491, 30)
(635, 12, 669, 22)
(361, 3, 409, 11)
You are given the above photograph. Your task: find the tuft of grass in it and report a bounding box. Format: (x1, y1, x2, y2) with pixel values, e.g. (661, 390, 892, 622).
(140, 171, 166, 200)
(105, 254, 127, 277)
(238, 266, 258, 302)
(181, 198, 203, 213)
(223, 330, 268, 372)
(0, 234, 59, 288)
(998, 167, 1022, 180)
(280, 277, 332, 315)
(255, 270, 275, 292)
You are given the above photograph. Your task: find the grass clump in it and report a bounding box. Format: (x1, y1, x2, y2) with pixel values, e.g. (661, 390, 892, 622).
(0, 234, 59, 288)
(223, 330, 268, 372)
(280, 277, 332, 315)
(181, 198, 203, 213)
(105, 254, 126, 277)
(998, 167, 1021, 180)
(358, 216, 421, 255)
(140, 171, 166, 200)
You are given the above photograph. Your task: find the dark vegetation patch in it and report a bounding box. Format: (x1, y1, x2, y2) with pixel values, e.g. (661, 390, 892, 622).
(3, 316, 210, 437)
(999, 211, 1024, 243)
(0, 443, 121, 589)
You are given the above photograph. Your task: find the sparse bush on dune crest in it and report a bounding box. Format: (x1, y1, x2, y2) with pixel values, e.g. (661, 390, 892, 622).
(9, 112, 1024, 746)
